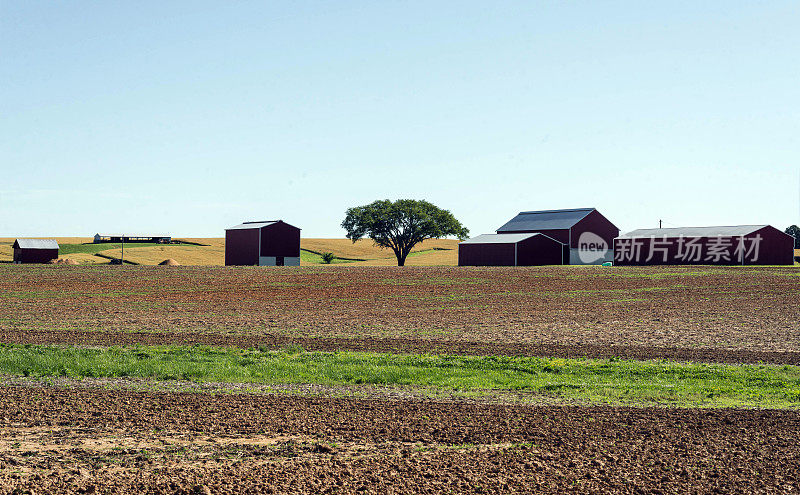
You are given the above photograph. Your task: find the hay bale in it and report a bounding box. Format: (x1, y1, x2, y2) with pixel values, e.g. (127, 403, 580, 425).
(159, 259, 180, 266)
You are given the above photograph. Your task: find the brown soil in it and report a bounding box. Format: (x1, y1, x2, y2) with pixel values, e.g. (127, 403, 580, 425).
(1, 266, 798, 493)
(1, 265, 799, 362)
(159, 259, 180, 266)
(0, 386, 797, 494)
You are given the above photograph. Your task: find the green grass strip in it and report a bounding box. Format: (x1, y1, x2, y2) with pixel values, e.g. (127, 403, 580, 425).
(58, 243, 164, 255)
(0, 344, 799, 409)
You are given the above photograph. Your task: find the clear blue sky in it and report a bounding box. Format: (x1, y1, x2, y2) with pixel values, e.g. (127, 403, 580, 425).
(2, 1, 798, 237)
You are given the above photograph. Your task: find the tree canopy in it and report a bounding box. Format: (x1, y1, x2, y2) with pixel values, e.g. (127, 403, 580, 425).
(341, 199, 469, 266)
(786, 225, 800, 249)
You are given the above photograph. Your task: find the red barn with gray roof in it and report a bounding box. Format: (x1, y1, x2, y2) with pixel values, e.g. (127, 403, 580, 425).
(458, 233, 564, 266)
(494, 208, 619, 265)
(613, 225, 793, 266)
(13, 239, 59, 264)
(225, 220, 301, 266)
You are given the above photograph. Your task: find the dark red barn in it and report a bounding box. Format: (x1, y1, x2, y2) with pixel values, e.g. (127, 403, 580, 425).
(493, 208, 619, 265)
(614, 225, 793, 266)
(458, 233, 564, 266)
(13, 239, 59, 264)
(225, 220, 301, 266)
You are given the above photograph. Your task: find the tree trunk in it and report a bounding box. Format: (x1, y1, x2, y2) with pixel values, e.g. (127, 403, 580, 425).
(396, 249, 410, 266)
(395, 242, 415, 266)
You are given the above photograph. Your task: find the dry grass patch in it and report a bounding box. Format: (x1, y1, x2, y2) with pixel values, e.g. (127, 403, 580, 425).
(0, 244, 11, 262)
(59, 253, 107, 265)
(351, 247, 458, 266)
(178, 238, 225, 248)
(100, 245, 225, 266)
(0, 237, 459, 265)
(301, 238, 458, 261)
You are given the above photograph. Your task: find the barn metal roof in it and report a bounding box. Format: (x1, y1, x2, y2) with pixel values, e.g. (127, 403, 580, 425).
(460, 233, 560, 244)
(226, 221, 279, 230)
(496, 208, 595, 233)
(617, 225, 770, 239)
(13, 239, 59, 249)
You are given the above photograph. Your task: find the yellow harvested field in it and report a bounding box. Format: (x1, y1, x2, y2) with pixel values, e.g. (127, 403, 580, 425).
(0, 237, 460, 266)
(178, 238, 225, 249)
(300, 238, 459, 260)
(58, 253, 106, 265)
(100, 244, 226, 266)
(350, 247, 458, 266)
(0, 244, 11, 262)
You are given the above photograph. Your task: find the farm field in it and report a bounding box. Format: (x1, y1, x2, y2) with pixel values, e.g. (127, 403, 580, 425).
(1, 264, 799, 492)
(300, 238, 459, 266)
(1, 387, 799, 493)
(0, 237, 459, 266)
(1, 265, 799, 361)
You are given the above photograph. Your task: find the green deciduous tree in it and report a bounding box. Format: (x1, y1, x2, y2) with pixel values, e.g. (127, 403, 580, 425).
(786, 225, 800, 249)
(341, 199, 469, 266)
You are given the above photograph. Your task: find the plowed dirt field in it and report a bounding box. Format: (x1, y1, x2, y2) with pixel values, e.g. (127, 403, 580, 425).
(1, 387, 798, 494)
(1, 265, 799, 362)
(2, 264, 799, 493)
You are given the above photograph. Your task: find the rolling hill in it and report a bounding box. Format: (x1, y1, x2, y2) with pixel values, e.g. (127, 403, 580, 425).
(0, 238, 459, 266)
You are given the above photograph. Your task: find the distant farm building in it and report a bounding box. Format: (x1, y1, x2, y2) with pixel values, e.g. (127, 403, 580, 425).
(225, 220, 301, 266)
(459, 208, 619, 266)
(458, 233, 564, 266)
(614, 225, 794, 266)
(93, 234, 172, 244)
(13, 239, 59, 264)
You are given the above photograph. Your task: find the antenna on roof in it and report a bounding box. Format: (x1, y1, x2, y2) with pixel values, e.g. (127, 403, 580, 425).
(659, 219, 662, 229)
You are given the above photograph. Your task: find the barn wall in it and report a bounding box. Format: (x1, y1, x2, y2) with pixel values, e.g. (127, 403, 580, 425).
(568, 248, 613, 265)
(225, 228, 260, 266)
(261, 222, 301, 258)
(258, 256, 301, 266)
(751, 226, 794, 265)
(571, 210, 620, 250)
(517, 236, 564, 265)
(613, 229, 794, 266)
(14, 248, 58, 263)
(458, 243, 516, 266)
